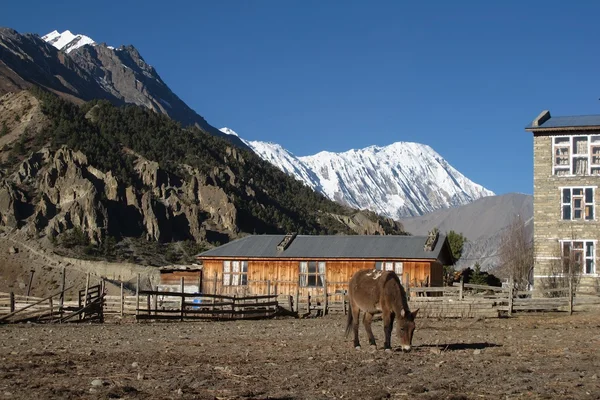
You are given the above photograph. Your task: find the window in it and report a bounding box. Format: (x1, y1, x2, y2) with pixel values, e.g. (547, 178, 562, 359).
(299, 261, 325, 287)
(553, 135, 600, 175)
(375, 261, 404, 275)
(561, 240, 595, 275)
(223, 260, 248, 286)
(561, 187, 595, 221)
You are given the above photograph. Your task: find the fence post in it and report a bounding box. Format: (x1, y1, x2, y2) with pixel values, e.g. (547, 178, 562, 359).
(120, 282, 124, 317)
(9, 292, 15, 313)
(404, 273, 411, 301)
(231, 294, 236, 319)
(508, 275, 514, 317)
(26, 269, 35, 300)
(49, 296, 54, 322)
(295, 275, 301, 313)
(459, 276, 464, 301)
(343, 290, 347, 315)
(568, 273, 574, 316)
(82, 273, 90, 320)
(180, 277, 185, 322)
(323, 275, 328, 316)
(59, 267, 65, 314)
(306, 292, 310, 314)
(136, 273, 140, 321)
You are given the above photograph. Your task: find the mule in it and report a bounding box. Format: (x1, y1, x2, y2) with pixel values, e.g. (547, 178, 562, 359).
(345, 269, 418, 351)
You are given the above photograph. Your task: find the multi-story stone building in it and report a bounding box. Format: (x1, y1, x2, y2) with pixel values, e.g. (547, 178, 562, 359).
(526, 111, 600, 292)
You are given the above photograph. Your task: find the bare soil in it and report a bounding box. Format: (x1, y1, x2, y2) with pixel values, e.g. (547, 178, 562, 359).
(1, 311, 600, 400)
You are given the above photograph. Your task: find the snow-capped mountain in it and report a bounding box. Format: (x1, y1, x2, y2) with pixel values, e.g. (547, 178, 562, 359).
(42, 30, 97, 53)
(221, 128, 494, 219)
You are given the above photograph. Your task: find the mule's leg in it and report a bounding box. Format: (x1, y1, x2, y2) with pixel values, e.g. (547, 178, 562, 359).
(363, 312, 376, 347)
(383, 311, 395, 350)
(352, 302, 361, 349)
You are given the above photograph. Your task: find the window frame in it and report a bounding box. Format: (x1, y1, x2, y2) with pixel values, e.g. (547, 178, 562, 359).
(299, 261, 326, 287)
(560, 186, 596, 221)
(560, 240, 596, 275)
(552, 135, 600, 176)
(223, 260, 248, 286)
(375, 261, 404, 275)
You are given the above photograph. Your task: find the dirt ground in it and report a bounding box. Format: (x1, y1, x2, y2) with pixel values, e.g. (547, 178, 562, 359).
(1, 311, 600, 400)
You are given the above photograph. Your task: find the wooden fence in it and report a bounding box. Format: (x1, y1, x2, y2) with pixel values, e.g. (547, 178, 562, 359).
(0, 272, 105, 324)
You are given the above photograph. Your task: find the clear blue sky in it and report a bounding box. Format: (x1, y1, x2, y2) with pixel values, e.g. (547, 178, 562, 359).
(3, 1, 600, 196)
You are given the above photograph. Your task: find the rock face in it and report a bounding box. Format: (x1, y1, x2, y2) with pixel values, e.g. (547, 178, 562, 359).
(1, 146, 240, 244)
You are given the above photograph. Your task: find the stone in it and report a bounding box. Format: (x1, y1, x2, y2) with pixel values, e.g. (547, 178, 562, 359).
(8, 246, 18, 254)
(91, 379, 103, 387)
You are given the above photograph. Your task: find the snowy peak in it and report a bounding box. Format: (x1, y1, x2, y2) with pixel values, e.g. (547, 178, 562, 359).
(223, 127, 494, 219)
(42, 29, 96, 53)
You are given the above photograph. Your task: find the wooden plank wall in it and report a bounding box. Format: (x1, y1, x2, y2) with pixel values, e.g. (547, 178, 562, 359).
(201, 259, 439, 297)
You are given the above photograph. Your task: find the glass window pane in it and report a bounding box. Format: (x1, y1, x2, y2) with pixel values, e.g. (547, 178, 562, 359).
(395, 262, 403, 274)
(573, 188, 582, 196)
(555, 137, 570, 145)
(586, 259, 594, 274)
(375, 261, 382, 270)
(241, 274, 248, 285)
(308, 275, 316, 286)
(563, 189, 571, 203)
(586, 188, 594, 203)
(586, 205, 594, 220)
(563, 205, 571, 220)
(316, 275, 323, 287)
(318, 262, 326, 274)
(224, 273, 231, 286)
(232, 261, 240, 273)
(242, 261, 248, 272)
(385, 262, 394, 271)
(223, 261, 231, 273)
(300, 262, 307, 273)
(232, 273, 239, 286)
(308, 261, 317, 274)
(574, 210, 582, 219)
(586, 242, 594, 257)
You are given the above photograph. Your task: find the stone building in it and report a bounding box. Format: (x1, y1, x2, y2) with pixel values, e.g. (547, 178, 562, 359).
(526, 111, 600, 292)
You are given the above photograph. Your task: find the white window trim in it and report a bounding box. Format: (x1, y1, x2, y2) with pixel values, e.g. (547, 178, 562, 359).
(552, 134, 600, 176)
(559, 186, 596, 222)
(559, 239, 597, 275)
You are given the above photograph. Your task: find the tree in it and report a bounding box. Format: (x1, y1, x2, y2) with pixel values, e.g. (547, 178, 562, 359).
(470, 262, 488, 285)
(447, 230, 467, 262)
(498, 215, 533, 291)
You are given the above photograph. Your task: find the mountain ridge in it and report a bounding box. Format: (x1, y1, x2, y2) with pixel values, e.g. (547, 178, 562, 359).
(221, 127, 494, 218)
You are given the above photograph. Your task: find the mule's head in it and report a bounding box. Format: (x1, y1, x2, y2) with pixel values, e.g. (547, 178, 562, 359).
(397, 308, 419, 351)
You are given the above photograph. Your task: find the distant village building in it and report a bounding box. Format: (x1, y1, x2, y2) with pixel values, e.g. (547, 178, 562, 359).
(526, 110, 600, 292)
(195, 232, 454, 298)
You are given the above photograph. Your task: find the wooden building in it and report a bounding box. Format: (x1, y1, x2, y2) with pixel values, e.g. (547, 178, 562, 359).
(158, 265, 203, 294)
(196, 232, 454, 298)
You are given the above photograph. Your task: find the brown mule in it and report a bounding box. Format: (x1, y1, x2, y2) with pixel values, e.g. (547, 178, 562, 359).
(345, 269, 418, 351)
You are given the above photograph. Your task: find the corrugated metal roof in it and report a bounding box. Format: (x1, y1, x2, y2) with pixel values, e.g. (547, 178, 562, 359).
(197, 234, 453, 263)
(526, 114, 600, 130)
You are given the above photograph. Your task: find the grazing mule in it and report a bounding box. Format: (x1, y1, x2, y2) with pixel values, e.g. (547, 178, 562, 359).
(345, 269, 418, 351)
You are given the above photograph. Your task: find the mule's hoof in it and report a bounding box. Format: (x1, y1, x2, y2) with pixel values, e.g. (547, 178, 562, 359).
(355, 346, 361, 350)
(384, 348, 392, 353)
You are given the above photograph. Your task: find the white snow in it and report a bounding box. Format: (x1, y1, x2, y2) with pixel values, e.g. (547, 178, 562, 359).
(220, 128, 494, 219)
(42, 29, 99, 53)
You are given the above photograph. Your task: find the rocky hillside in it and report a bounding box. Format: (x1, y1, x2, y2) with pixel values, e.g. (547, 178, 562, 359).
(222, 128, 494, 218)
(0, 27, 245, 148)
(0, 89, 405, 264)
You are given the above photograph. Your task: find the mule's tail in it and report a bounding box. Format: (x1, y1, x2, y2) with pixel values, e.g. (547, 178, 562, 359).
(344, 302, 353, 338)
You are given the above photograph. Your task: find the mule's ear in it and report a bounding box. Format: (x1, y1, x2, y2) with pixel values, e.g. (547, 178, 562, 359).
(412, 308, 419, 318)
(400, 309, 406, 318)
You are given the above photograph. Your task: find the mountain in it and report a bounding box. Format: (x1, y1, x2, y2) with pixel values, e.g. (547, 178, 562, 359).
(221, 127, 494, 219)
(400, 193, 533, 271)
(0, 89, 406, 265)
(0, 27, 246, 148)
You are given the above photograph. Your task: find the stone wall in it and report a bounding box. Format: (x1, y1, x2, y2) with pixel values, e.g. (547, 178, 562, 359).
(533, 133, 600, 295)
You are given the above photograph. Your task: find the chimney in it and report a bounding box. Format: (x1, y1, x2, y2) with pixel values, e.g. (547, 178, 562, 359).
(424, 228, 439, 252)
(532, 110, 551, 127)
(277, 232, 297, 251)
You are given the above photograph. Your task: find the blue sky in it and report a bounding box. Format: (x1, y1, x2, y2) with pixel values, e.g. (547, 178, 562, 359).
(3, 1, 600, 196)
